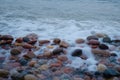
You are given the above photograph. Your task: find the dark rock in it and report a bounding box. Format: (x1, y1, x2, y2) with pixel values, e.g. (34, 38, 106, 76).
(52, 48, 64, 55)
(11, 73, 25, 80)
(87, 36, 98, 41)
(0, 57, 5, 63)
(102, 37, 111, 43)
(28, 40, 37, 45)
(26, 33, 38, 40)
(23, 37, 30, 43)
(103, 68, 120, 79)
(0, 69, 9, 78)
(111, 40, 120, 46)
(110, 53, 117, 57)
(53, 38, 61, 44)
(112, 40, 120, 43)
(0, 35, 13, 40)
(19, 58, 28, 66)
(71, 49, 82, 57)
(10, 48, 21, 56)
(99, 44, 109, 50)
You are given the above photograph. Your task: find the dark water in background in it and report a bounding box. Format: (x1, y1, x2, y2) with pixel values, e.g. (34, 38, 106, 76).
(0, 0, 120, 40)
(0, 0, 120, 20)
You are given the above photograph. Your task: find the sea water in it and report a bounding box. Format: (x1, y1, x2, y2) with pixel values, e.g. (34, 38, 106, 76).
(0, 0, 120, 71)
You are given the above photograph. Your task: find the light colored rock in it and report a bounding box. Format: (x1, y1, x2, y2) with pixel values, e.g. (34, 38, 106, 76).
(24, 74, 37, 80)
(97, 63, 107, 72)
(38, 64, 49, 71)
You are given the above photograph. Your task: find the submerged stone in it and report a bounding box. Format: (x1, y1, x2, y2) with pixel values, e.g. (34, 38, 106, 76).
(102, 37, 111, 43)
(71, 49, 82, 57)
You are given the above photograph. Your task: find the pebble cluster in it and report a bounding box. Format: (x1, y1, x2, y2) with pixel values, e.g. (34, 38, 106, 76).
(0, 33, 120, 80)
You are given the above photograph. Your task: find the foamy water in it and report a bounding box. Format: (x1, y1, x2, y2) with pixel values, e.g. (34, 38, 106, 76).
(0, 0, 120, 71)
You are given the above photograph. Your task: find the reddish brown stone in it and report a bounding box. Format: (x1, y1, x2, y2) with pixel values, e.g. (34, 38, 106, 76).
(15, 37, 23, 43)
(43, 50, 52, 58)
(22, 43, 34, 49)
(92, 49, 110, 57)
(88, 40, 100, 45)
(50, 63, 62, 68)
(87, 36, 98, 41)
(28, 40, 37, 45)
(57, 55, 68, 62)
(63, 67, 73, 74)
(23, 51, 36, 59)
(39, 40, 50, 46)
(75, 38, 85, 44)
(91, 45, 98, 49)
(53, 38, 61, 44)
(0, 35, 13, 40)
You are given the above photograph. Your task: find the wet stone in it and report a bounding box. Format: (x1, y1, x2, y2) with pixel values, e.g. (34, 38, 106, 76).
(102, 37, 111, 43)
(0, 35, 13, 40)
(59, 41, 69, 48)
(0, 57, 5, 63)
(99, 44, 109, 50)
(71, 49, 82, 57)
(23, 51, 36, 60)
(97, 64, 107, 72)
(0, 69, 9, 78)
(28, 60, 37, 67)
(95, 33, 108, 38)
(75, 38, 85, 44)
(22, 43, 34, 49)
(15, 37, 23, 43)
(23, 37, 30, 43)
(10, 48, 21, 56)
(92, 49, 110, 57)
(39, 40, 50, 46)
(26, 33, 38, 40)
(53, 38, 61, 44)
(103, 68, 120, 79)
(24, 74, 37, 80)
(57, 55, 68, 62)
(11, 73, 25, 80)
(88, 40, 100, 45)
(52, 48, 64, 55)
(87, 36, 98, 41)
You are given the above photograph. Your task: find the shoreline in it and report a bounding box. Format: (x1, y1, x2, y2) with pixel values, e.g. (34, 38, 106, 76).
(0, 33, 120, 80)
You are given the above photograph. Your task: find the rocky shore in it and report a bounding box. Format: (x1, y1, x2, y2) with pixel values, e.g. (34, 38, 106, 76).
(0, 33, 120, 80)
